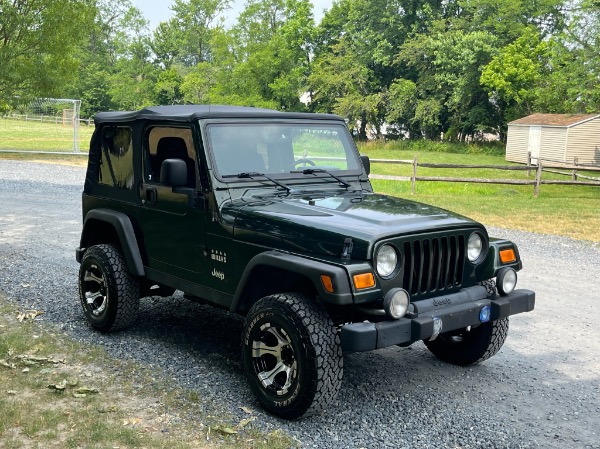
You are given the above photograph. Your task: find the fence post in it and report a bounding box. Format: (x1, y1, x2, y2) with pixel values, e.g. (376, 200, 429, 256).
(534, 162, 543, 198)
(527, 152, 532, 176)
(572, 157, 578, 181)
(411, 156, 418, 194)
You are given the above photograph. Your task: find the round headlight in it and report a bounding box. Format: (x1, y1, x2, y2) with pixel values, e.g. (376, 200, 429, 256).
(384, 288, 410, 319)
(497, 268, 517, 296)
(467, 233, 483, 262)
(376, 244, 398, 278)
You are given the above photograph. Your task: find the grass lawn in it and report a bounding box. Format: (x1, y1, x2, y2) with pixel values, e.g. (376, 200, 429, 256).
(0, 299, 295, 449)
(0, 117, 94, 152)
(359, 142, 600, 243)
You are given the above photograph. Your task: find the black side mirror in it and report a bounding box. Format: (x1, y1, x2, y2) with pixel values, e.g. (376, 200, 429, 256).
(360, 154, 371, 176)
(160, 159, 187, 187)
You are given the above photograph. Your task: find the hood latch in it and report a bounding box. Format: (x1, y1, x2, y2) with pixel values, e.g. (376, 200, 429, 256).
(341, 238, 354, 261)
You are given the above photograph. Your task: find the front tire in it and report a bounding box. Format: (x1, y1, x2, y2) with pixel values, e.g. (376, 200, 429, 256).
(242, 293, 343, 419)
(78, 244, 140, 331)
(424, 318, 509, 366)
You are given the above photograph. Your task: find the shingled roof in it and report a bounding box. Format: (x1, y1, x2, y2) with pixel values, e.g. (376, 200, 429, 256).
(509, 113, 600, 127)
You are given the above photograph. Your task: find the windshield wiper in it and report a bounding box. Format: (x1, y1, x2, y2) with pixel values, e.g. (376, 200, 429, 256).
(223, 172, 292, 192)
(294, 168, 352, 189)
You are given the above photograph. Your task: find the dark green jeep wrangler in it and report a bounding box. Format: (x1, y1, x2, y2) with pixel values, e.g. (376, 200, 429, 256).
(76, 105, 535, 419)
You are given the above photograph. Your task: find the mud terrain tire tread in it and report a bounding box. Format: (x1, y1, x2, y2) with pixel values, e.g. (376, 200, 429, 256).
(78, 244, 140, 331)
(424, 317, 509, 366)
(242, 293, 343, 419)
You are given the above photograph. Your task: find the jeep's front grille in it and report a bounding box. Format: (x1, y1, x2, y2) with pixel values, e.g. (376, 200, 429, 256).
(402, 235, 465, 296)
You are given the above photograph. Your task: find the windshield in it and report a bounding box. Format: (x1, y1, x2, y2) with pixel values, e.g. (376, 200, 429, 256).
(206, 123, 361, 178)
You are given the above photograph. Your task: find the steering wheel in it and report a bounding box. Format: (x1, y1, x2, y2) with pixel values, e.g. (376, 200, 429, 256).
(291, 158, 316, 169)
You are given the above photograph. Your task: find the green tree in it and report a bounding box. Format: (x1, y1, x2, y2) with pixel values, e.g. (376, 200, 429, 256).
(457, 0, 564, 43)
(539, 0, 600, 113)
(396, 26, 499, 140)
(388, 0, 566, 140)
(196, 0, 314, 110)
(309, 39, 381, 139)
(0, 0, 94, 103)
(149, 0, 232, 107)
(108, 9, 158, 110)
(414, 98, 443, 140)
(76, 62, 113, 118)
(312, 0, 418, 136)
(70, 0, 159, 113)
(161, 0, 231, 67)
(385, 79, 418, 138)
(181, 62, 220, 104)
(533, 40, 596, 113)
(432, 30, 499, 140)
(481, 27, 549, 135)
(154, 68, 184, 105)
(151, 21, 181, 70)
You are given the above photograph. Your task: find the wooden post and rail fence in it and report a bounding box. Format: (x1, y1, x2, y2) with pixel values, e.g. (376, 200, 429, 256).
(369, 152, 600, 198)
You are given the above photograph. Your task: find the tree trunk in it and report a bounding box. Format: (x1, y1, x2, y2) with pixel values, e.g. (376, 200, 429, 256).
(358, 113, 368, 141)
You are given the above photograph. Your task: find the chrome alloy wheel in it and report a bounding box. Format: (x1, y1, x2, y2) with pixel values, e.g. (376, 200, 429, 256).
(251, 323, 298, 396)
(83, 264, 108, 316)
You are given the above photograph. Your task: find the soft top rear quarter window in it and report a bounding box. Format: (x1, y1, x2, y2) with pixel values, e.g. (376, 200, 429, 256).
(98, 126, 134, 190)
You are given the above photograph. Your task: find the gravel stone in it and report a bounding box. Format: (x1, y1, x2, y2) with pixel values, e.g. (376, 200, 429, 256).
(1, 160, 599, 448)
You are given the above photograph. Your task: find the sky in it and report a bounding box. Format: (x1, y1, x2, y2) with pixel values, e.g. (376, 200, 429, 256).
(132, 0, 335, 30)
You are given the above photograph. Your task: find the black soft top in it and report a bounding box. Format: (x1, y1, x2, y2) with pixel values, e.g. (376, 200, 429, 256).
(94, 105, 344, 124)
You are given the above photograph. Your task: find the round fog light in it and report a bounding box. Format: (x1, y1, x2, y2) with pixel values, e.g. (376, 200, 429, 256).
(480, 305, 491, 323)
(383, 288, 410, 319)
(497, 268, 517, 296)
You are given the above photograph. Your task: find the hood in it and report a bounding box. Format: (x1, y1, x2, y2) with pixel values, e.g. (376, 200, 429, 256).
(223, 191, 481, 260)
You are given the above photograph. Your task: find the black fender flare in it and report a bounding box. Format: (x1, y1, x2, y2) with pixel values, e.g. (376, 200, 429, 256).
(79, 209, 145, 276)
(230, 251, 354, 312)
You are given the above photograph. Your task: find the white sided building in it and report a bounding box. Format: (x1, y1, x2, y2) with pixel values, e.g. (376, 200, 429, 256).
(506, 113, 600, 166)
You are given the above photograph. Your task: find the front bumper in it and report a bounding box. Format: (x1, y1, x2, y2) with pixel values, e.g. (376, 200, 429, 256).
(340, 286, 535, 352)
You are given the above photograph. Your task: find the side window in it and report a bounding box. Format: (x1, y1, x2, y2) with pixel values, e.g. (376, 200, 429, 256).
(98, 126, 134, 190)
(145, 127, 196, 188)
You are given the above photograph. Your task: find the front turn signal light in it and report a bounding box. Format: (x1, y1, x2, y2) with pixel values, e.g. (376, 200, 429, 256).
(499, 248, 516, 264)
(353, 273, 375, 290)
(320, 275, 334, 293)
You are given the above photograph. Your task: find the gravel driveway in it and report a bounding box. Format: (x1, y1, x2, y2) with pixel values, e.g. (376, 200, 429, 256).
(1, 160, 599, 449)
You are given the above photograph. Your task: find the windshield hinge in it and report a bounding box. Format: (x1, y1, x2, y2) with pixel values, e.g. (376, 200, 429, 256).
(341, 238, 354, 261)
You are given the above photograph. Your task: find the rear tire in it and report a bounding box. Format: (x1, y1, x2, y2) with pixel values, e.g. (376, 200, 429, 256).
(78, 244, 140, 331)
(242, 293, 343, 419)
(424, 318, 509, 366)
